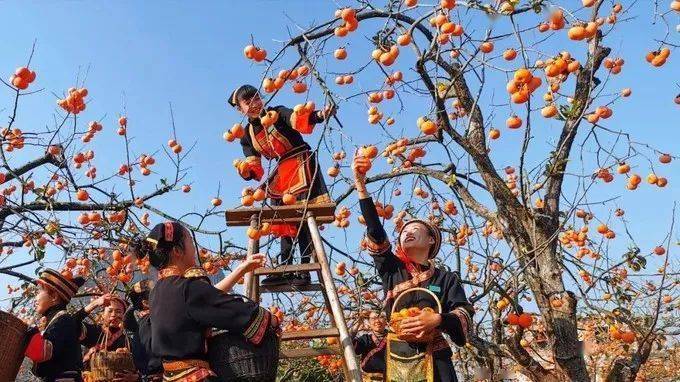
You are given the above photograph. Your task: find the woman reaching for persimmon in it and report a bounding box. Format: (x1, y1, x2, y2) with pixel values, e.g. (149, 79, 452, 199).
(352, 154, 474, 382)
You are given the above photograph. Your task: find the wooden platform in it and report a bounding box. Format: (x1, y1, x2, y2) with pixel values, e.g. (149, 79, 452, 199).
(225, 203, 336, 227)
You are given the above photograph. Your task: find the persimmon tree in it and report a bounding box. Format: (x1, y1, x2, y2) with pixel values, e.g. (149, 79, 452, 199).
(0, 50, 224, 319)
(232, 1, 679, 381)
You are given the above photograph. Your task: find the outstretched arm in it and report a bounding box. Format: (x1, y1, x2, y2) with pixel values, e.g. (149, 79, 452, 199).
(214, 253, 266, 293)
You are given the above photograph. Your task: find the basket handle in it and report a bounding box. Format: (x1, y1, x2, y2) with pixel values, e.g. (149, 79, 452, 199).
(390, 287, 442, 316)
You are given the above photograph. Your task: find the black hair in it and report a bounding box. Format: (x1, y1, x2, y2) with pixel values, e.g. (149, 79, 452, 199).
(228, 84, 258, 107)
(134, 221, 185, 269)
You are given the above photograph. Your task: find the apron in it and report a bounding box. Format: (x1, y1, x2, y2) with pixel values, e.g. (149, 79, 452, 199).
(385, 336, 434, 382)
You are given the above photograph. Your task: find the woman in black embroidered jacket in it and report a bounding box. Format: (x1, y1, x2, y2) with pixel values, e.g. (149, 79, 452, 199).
(228, 84, 336, 287)
(135, 221, 278, 382)
(352, 155, 474, 382)
(23, 269, 87, 382)
(352, 311, 387, 381)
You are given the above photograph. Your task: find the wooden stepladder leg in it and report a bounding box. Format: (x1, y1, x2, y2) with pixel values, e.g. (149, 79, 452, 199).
(243, 214, 260, 300)
(306, 212, 362, 382)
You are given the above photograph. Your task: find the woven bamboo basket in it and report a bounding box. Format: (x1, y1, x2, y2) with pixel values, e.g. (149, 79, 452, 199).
(208, 328, 280, 382)
(89, 348, 135, 381)
(0, 310, 28, 382)
(389, 287, 442, 343)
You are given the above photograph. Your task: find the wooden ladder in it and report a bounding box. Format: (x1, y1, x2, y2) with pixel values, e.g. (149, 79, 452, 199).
(226, 203, 362, 382)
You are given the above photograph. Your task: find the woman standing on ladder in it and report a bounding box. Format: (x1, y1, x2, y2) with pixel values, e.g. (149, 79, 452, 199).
(352, 155, 474, 382)
(228, 84, 336, 287)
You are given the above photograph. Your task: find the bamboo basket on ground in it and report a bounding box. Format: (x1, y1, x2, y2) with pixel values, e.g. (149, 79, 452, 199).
(0, 310, 28, 382)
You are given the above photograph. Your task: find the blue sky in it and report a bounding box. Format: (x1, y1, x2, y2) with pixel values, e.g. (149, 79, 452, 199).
(0, 1, 678, 309)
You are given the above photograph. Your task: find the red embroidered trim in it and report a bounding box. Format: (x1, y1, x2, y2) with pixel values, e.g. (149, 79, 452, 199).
(246, 309, 271, 345)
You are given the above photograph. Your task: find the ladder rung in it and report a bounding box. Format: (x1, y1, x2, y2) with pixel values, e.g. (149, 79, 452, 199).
(280, 346, 342, 359)
(225, 203, 337, 226)
(281, 327, 339, 341)
(254, 263, 321, 276)
(259, 283, 324, 293)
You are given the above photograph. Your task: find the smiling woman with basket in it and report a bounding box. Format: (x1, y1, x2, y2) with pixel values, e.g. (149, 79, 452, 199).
(352, 155, 474, 382)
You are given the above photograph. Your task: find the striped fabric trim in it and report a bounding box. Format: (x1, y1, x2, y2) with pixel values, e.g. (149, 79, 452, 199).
(38, 269, 78, 301)
(362, 236, 391, 256)
(451, 307, 472, 343)
(243, 307, 270, 345)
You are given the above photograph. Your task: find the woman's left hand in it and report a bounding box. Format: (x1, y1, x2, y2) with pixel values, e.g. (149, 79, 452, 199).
(399, 312, 441, 336)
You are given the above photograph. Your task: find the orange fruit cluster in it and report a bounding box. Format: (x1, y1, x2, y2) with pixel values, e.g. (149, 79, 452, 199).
(315, 355, 343, 373)
(138, 154, 156, 176)
(506, 312, 533, 329)
(246, 222, 271, 240)
(333, 8, 359, 37)
(57, 87, 89, 114)
(417, 116, 438, 135)
(2, 128, 25, 151)
(9, 66, 37, 90)
(334, 206, 351, 228)
(452, 224, 473, 246)
(334, 74, 354, 85)
(505, 166, 519, 196)
(391, 306, 435, 334)
(262, 65, 311, 94)
(538, 9, 565, 32)
(646, 48, 670, 67)
(506, 69, 541, 104)
(544, 53, 580, 79)
(371, 45, 400, 66)
(596, 224, 616, 239)
(243, 45, 267, 62)
(603, 57, 624, 74)
(481, 221, 503, 240)
(223, 123, 245, 142)
(72, 150, 95, 169)
(567, 22, 599, 41)
(168, 139, 183, 154)
(609, 325, 636, 344)
(443, 200, 458, 215)
(82, 121, 103, 143)
(240, 187, 266, 207)
(367, 106, 384, 124)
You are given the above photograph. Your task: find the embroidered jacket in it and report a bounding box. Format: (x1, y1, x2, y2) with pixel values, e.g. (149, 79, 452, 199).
(144, 267, 271, 362)
(25, 305, 84, 381)
(237, 105, 325, 181)
(359, 197, 474, 350)
(353, 332, 386, 374)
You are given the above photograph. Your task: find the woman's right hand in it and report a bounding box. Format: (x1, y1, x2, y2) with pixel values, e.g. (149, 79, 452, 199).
(352, 155, 371, 197)
(85, 293, 110, 314)
(238, 253, 266, 273)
